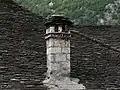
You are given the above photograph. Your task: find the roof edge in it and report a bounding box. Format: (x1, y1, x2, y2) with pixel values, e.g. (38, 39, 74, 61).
(74, 25, 120, 28)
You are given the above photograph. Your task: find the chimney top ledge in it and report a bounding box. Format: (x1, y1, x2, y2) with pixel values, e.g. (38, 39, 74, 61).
(45, 15, 73, 26)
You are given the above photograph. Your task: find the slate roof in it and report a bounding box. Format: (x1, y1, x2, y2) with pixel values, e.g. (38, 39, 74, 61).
(71, 25, 120, 89)
(1, 0, 120, 90)
(0, 0, 47, 90)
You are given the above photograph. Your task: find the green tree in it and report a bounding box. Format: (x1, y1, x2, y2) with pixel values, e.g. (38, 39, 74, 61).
(14, 0, 117, 25)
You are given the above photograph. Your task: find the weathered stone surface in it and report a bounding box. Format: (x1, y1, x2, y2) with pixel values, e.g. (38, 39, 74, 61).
(46, 26, 55, 34)
(44, 77, 85, 90)
(45, 36, 71, 83)
(44, 15, 85, 90)
(66, 54, 70, 60)
(47, 54, 69, 62)
(47, 47, 61, 54)
(50, 26, 55, 33)
(47, 54, 55, 62)
(46, 38, 70, 48)
(46, 28, 50, 34)
(46, 38, 54, 47)
(54, 54, 68, 62)
(61, 47, 70, 53)
(47, 47, 70, 54)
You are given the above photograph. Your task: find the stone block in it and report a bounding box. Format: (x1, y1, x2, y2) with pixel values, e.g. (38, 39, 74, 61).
(47, 54, 70, 62)
(61, 47, 70, 53)
(58, 84, 85, 90)
(53, 39, 70, 47)
(54, 54, 67, 62)
(47, 60, 70, 73)
(65, 40, 70, 47)
(47, 47, 61, 54)
(44, 77, 86, 90)
(46, 38, 54, 47)
(47, 60, 70, 79)
(57, 61, 70, 71)
(46, 28, 50, 34)
(47, 59, 52, 69)
(66, 54, 70, 61)
(53, 39, 63, 47)
(51, 63, 60, 71)
(50, 26, 55, 33)
(46, 38, 70, 48)
(47, 54, 55, 62)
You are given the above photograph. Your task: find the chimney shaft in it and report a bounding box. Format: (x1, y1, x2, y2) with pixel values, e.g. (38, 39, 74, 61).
(43, 15, 85, 90)
(45, 15, 71, 83)
(46, 35, 70, 81)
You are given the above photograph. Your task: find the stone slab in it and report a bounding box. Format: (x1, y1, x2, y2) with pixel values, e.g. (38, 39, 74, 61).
(46, 84, 85, 90)
(47, 47, 61, 54)
(46, 38, 70, 48)
(43, 77, 85, 90)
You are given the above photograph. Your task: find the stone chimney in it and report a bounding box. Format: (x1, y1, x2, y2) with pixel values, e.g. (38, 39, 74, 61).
(43, 15, 85, 90)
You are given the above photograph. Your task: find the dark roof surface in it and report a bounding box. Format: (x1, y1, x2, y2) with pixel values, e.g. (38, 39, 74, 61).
(0, 0, 47, 90)
(71, 25, 120, 89)
(1, 0, 120, 90)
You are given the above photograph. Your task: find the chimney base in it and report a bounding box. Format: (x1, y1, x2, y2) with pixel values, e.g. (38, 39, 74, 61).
(43, 77, 85, 90)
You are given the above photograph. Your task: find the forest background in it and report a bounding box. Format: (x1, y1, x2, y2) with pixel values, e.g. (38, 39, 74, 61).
(14, 0, 120, 25)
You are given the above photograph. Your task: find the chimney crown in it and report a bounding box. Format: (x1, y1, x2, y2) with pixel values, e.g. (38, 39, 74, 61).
(45, 14, 73, 26)
(45, 15, 72, 40)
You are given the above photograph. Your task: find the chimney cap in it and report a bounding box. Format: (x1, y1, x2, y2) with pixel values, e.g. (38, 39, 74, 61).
(45, 14, 73, 26)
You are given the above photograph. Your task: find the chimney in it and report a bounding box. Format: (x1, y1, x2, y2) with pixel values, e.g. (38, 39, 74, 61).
(43, 15, 85, 90)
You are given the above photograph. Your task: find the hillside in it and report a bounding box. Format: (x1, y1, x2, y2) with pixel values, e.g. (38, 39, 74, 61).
(14, 0, 120, 25)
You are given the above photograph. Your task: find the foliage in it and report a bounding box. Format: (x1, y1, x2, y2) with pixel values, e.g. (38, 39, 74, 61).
(14, 0, 120, 25)
(98, 0, 120, 25)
